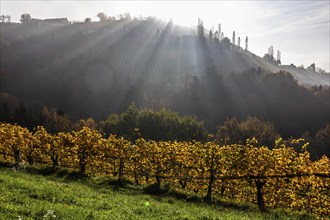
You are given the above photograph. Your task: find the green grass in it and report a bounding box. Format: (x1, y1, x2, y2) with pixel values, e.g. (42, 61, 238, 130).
(0, 166, 315, 220)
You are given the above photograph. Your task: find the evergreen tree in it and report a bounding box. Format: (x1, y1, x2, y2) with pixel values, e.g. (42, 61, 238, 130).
(232, 31, 236, 45)
(197, 18, 204, 37)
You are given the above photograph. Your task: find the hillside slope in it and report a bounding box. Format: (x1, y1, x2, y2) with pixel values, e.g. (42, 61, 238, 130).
(0, 167, 314, 220)
(1, 19, 328, 86)
(0, 19, 329, 135)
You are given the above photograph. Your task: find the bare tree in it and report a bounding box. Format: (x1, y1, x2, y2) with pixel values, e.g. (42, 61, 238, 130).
(277, 50, 281, 64)
(97, 12, 107, 22)
(209, 29, 213, 40)
(123, 12, 131, 20)
(232, 31, 236, 45)
(0, 15, 11, 23)
(245, 36, 248, 51)
(20, 13, 31, 23)
(218, 24, 221, 39)
(213, 30, 219, 41)
(197, 18, 204, 37)
(84, 18, 92, 23)
(220, 32, 224, 40)
(268, 45, 274, 59)
(5, 15, 11, 23)
(238, 37, 241, 51)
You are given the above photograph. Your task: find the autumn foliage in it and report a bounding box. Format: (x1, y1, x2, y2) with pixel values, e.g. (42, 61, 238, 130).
(0, 122, 329, 217)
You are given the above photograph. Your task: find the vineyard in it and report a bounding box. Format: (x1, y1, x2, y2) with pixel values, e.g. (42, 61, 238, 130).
(0, 123, 329, 217)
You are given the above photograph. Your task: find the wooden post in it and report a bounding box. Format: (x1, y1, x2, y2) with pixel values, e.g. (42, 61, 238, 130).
(255, 180, 266, 211)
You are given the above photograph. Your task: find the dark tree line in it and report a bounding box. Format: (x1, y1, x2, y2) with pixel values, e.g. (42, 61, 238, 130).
(170, 67, 329, 139)
(1, 101, 328, 160)
(98, 104, 208, 141)
(0, 17, 329, 160)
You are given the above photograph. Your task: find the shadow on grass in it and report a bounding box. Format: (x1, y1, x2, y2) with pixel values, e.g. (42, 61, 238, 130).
(0, 164, 316, 219)
(14, 164, 89, 182)
(0, 161, 15, 168)
(143, 184, 253, 212)
(143, 183, 171, 195)
(18, 164, 139, 193)
(93, 176, 142, 193)
(0, 163, 257, 212)
(143, 184, 316, 220)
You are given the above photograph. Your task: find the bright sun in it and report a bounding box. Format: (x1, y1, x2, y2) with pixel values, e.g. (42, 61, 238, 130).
(120, 1, 254, 31)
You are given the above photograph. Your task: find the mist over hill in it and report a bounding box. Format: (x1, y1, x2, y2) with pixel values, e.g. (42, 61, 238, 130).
(0, 18, 329, 136)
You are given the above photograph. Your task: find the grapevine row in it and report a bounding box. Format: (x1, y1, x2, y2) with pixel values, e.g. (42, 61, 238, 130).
(0, 123, 329, 216)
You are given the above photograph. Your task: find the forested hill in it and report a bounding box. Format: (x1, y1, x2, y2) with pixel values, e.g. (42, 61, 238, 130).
(0, 18, 329, 136)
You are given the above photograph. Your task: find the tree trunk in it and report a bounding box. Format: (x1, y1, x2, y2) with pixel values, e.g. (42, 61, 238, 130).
(206, 152, 215, 203)
(133, 168, 139, 184)
(80, 161, 86, 174)
(79, 151, 86, 174)
(156, 174, 161, 190)
(179, 179, 187, 190)
(220, 181, 225, 197)
(14, 148, 20, 168)
(145, 174, 149, 184)
(27, 151, 34, 165)
(51, 153, 58, 168)
(255, 180, 266, 211)
(206, 169, 215, 203)
(119, 159, 124, 181)
(113, 161, 116, 176)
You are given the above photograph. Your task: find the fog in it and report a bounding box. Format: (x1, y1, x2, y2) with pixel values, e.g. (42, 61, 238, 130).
(0, 18, 329, 137)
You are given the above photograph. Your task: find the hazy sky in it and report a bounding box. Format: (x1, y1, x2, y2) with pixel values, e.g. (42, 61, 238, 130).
(1, 1, 329, 71)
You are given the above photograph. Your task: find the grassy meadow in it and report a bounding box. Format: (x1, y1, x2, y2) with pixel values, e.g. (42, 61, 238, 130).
(0, 166, 316, 220)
